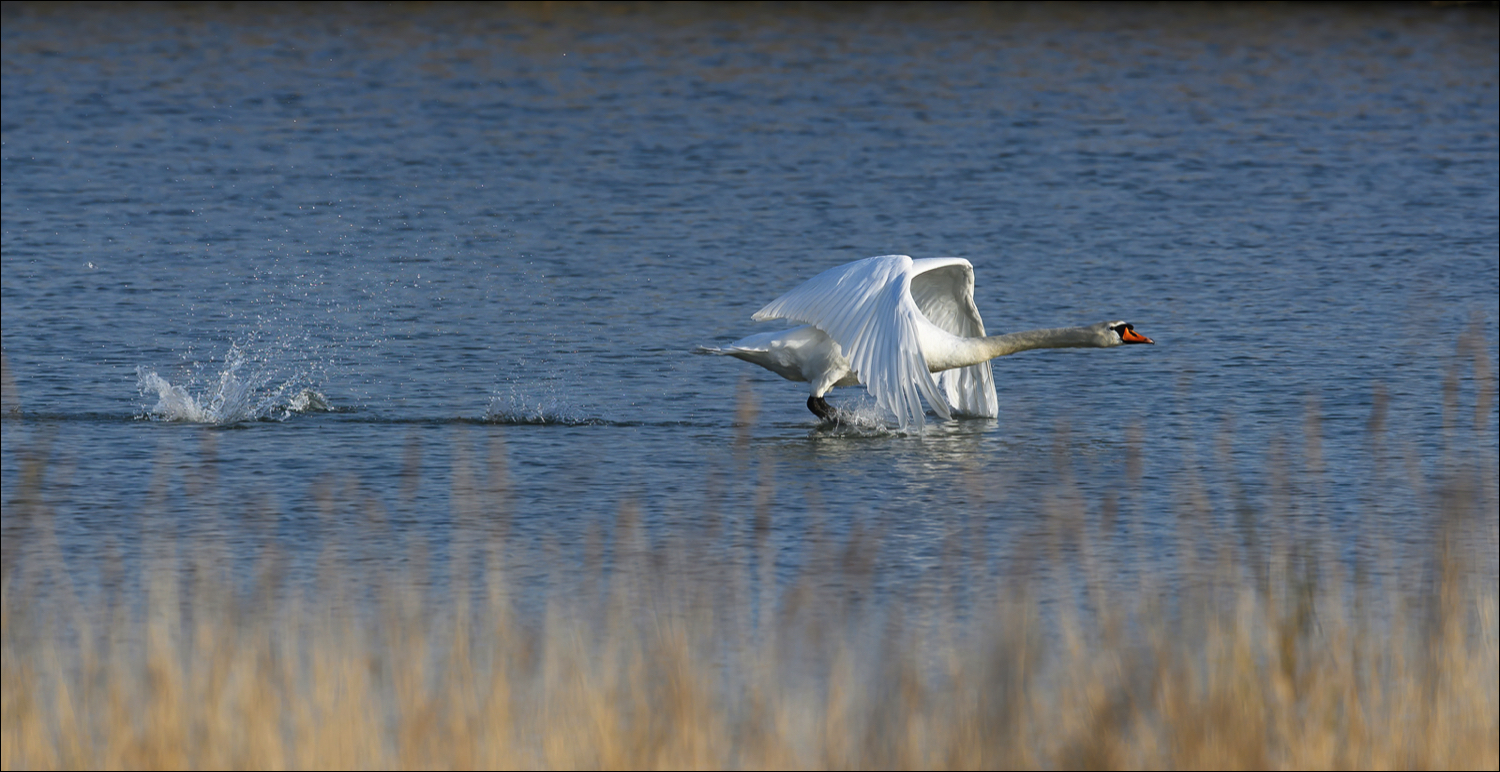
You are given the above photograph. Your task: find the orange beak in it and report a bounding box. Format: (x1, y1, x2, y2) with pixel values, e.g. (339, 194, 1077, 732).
(1121, 326, 1154, 345)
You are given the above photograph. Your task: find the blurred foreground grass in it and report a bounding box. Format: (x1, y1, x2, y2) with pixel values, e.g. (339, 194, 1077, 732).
(2, 341, 1497, 769)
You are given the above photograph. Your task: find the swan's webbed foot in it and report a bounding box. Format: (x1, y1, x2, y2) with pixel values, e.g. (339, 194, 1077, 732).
(807, 396, 837, 422)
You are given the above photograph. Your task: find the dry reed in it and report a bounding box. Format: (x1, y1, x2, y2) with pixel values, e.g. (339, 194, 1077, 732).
(3, 339, 1497, 770)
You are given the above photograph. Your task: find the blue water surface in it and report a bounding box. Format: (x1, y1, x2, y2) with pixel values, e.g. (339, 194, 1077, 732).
(3, 2, 1497, 606)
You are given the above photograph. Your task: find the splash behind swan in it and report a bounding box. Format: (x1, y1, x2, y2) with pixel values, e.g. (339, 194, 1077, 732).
(698, 254, 1153, 429)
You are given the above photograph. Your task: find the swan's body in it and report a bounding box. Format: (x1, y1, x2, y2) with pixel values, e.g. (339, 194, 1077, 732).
(698, 254, 1153, 429)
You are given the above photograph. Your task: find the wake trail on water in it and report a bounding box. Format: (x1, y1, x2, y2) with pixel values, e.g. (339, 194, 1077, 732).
(136, 344, 335, 425)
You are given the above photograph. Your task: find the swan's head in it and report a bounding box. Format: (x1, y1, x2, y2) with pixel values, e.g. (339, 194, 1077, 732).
(1095, 321, 1154, 347)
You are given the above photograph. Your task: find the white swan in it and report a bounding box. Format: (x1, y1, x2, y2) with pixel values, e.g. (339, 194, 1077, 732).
(697, 254, 1153, 429)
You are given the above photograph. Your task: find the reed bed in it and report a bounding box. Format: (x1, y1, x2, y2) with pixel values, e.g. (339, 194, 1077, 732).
(2, 344, 1497, 770)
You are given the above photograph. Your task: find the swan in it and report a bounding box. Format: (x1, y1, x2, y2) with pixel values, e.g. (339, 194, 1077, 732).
(697, 254, 1153, 429)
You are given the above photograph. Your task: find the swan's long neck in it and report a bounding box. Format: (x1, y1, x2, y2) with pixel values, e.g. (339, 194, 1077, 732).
(981, 327, 1103, 357)
(922, 326, 1105, 372)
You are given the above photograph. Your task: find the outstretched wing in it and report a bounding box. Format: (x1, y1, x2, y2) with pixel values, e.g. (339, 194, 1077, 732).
(753, 255, 949, 430)
(909, 258, 998, 418)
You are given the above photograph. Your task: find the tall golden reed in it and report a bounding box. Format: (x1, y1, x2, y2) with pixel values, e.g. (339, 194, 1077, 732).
(2, 335, 1496, 770)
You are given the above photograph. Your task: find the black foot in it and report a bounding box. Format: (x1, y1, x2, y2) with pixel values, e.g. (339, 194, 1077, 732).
(807, 396, 837, 421)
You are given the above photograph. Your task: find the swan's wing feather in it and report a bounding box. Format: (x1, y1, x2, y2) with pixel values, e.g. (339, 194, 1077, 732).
(910, 258, 999, 418)
(938, 362, 998, 418)
(753, 255, 949, 429)
(752, 255, 902, 331)
(869, 277, 952, 428)
(909, 258, 984, 337)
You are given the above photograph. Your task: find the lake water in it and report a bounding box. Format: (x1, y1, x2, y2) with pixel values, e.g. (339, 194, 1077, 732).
(3, 3, 1497, 606)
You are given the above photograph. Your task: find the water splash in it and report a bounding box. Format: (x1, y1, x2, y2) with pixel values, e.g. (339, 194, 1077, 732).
(486, 387, 602, 426)
(136, 345, 332, 424)
(811, 394, 903, 437)
(287, 388, 333, 414)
